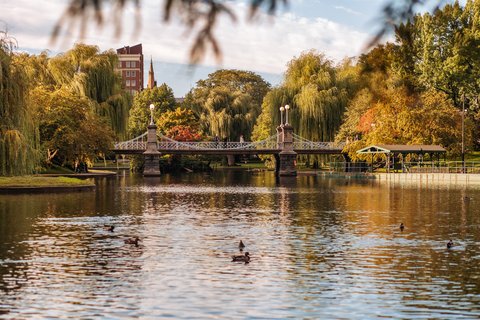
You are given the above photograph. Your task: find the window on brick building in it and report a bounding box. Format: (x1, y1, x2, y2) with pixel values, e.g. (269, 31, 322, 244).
(126, 80, 131, 87)
(131, 80, 136, 87)
(131, 71, 136, 77)
(126, 61, 131, 68)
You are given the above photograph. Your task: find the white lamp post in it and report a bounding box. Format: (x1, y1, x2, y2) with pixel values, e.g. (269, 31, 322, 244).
(280, 106, 285, 126)
(285, 104, 290, 125)
(149, 103, 155, 125)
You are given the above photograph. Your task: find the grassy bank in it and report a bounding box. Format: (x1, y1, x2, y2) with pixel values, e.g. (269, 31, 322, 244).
(0, 176, 95, 187)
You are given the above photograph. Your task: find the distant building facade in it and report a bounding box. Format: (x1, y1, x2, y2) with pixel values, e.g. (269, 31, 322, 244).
(116, 44, 144, 95)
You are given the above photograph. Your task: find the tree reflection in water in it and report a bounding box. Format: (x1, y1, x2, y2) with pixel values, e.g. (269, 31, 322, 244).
(1, 172, 480, 318)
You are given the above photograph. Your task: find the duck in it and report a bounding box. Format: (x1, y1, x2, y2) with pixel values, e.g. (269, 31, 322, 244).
(124, 237, 140, 246)
(239, 240, 245, 251)
(399, 223, 405, 231)
(447, 240, 453, 249)
(232, 252, 250, 263)
(104, 225, 115, 232)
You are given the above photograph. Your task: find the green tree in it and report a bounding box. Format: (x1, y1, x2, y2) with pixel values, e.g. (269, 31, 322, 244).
(255, 52, 359, 142)
(128, 84, 177, 137)
(31, 87, 114, 169)
(184, 69, 270, 141)
(0, 32, 40, 175)
(48, 43, 131, 138)
(387, 1, 480, 147)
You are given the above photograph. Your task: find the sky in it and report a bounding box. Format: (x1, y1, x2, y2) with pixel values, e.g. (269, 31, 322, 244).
(0, 0, 447, 97)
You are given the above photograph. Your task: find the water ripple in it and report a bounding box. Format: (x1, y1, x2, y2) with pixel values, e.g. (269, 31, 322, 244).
(1, 173, 480, 318)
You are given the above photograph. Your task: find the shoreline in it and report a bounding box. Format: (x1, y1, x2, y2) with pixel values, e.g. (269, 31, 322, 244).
(0, 175, 104, 194)
(39, 170, 118, 178)
(0, 185, 96, 194)
(315, 171, 480, 185)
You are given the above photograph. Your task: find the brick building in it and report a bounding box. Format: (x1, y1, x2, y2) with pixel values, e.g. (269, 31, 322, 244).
(116, 44, 144, 94)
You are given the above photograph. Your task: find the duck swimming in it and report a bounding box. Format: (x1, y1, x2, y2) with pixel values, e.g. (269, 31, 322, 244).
(125, 237, 140, 246)
(400, 223, 405, 231)
(104, 225, 115, 232)
(232, 252, 250, 263)
(447, 240, 453, 249)
(239, 240, 245, 251)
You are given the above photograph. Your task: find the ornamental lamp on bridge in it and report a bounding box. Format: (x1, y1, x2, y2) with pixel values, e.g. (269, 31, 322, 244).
(149, 103, 155, 125)
(280, 106, 285, 126)
(284, 104, 290, 125)
(277, 104, 297, 177)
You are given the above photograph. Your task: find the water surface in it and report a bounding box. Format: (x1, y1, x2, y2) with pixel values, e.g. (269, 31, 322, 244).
(1, 171, 480, 319)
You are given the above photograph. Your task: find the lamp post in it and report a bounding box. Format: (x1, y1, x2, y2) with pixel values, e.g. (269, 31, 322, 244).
(285, 104, 290, 125)
(143, 103, 161, 176)
(149, 103, 155, 125)
(280, 106, 285, 126)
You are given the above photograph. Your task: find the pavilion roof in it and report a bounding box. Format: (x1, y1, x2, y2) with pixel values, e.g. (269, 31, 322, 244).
(356, 144, 446, 154)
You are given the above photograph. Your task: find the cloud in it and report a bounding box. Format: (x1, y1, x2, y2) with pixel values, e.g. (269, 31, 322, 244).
(1, 0, 370, 75)
(334, 6, 364, 16)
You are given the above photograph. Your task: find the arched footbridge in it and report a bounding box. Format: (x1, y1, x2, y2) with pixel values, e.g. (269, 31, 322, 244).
(111, 123, 345, 177)
(112, 132, 344, 155)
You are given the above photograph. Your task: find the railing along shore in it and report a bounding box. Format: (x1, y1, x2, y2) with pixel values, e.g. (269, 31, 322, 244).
(330, 161, 480, 174)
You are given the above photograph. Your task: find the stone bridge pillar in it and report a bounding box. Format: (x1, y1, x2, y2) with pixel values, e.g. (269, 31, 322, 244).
(143, 123, 161, 176)
(278, 124, 297, 176)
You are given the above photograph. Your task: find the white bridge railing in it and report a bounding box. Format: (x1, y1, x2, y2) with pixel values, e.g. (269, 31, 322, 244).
(114, 133, 279, 151)
(156, 134, 278, 150)
(292, 133, 344, 149)
(115, 132, 148, 150)
(114, 132, 344, 151)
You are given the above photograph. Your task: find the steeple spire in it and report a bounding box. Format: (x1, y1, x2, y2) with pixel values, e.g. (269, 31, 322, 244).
(147, 56, 155, 89)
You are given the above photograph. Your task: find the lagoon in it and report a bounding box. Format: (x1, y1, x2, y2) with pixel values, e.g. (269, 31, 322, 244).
(1, 171, 480, 319)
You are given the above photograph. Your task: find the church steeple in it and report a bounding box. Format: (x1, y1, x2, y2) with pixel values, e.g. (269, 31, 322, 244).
(147, 57, 156, 89)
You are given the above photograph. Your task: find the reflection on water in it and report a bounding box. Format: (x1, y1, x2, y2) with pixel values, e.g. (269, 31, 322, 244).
(1, 171, 480, 318)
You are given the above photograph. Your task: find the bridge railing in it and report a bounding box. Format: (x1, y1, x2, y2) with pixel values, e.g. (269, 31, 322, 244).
(114, 132, 147, 150)
(157, 134, 279, 150)
(293, 141, 344, 149)
(292, 133, 344, 150)
(114, 132, 343, 151)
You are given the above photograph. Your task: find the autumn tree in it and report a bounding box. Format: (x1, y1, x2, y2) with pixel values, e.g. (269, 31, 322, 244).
(336, 41, 468, 160)
(157, 107, 202, 141)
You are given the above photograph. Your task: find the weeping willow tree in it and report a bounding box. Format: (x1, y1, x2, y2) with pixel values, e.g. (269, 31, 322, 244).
(48, 44, 131, 138)
(0, 32, 40, 175)
(286, 51, 359, 141)
(253, 51, 359, 167)
(252, 87, 291, 141)
(184, 69, 270, 141)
